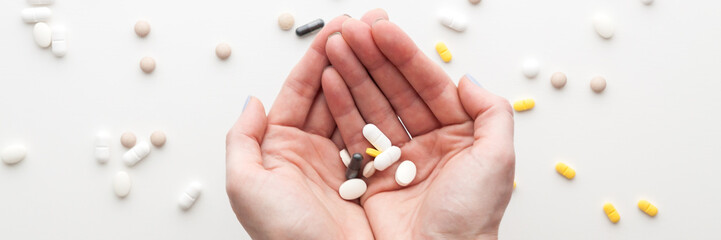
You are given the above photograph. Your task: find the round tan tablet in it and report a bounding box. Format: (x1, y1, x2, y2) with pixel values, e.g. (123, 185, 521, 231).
(278, 12, 295, 31)
(590, 76, 607, 93)
(134, 20, 150, 37)
(550, 72, 567, 89)
(215, 42, 231, 60)
(468, 0, 481, 4)
(140, 56, 156, 73)
(121, 132, 137, 148)
(150, 131, 166, 147)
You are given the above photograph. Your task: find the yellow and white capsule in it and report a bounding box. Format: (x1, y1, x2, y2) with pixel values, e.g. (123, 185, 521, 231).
(366, 148, 380, 158)
(603, 202, 620, 223)
(513, 98, 535, 112)
(638, 200, 658, 217)
(555, 162, 575, 179)
(435, 42, 452, 63)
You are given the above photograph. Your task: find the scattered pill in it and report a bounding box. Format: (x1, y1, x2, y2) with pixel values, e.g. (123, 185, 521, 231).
(27, 0, 55, 5)
(550, 72, 567, 89)
(120, 131, 137, 148)
(555, 162, 576, 179)
(178, 182, 202, 210)
(638, 200, 658, 217)
(113, 171, 131, 198)
(512, 98, 535, 112)
(363, 161, 376, 178)
(373, 146, 401, 171)
(640, 0, 654, 5)
(122, 141, 151, 166)
(522, 58, 540, 78)
(603, 202, 621, 223)
(338, 178, 367, 200)
(150, 131, 166, 147)
(346, 153, 363, 179)
(278, 12, 295, 31)
(435, 42, 452, 63)
(134, 20, 150, 37)
(95, 132, 111, 164)
(51, 25, 67, 57)
(295, 18, 324, 37)
(468, 0, 481, 4)
(339, 149, 351, 167)
(513, 181, 517, 189)
(33, 22, 51, 48)
(366, 148, 380, 158)
(363, 124, 392, 152)
(590, 76, 607, 93)
(438, 10, 467, 32)
(1, 145, 27, 165)
(140, 56, 156, 73)
(215, 42, 231, 60)
(395, 160, 416, 186)
(593, 13, 615, 39)
(21, 7, 51, 23)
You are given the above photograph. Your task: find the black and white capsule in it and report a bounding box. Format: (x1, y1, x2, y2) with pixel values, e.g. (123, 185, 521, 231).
(295, 19, 324, 37)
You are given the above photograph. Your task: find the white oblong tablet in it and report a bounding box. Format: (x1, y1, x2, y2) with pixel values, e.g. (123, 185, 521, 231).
(95, 131, 111, 164)
(122, 141, 151, 166)
(27, 0, 55, 5)
(21, 7, 51, 23)
(339, 149, 351, 167)
(395, 160, 416, 186)
(33, 22, 51, 48)
(374, 146, 401, 171)
(362, 124, 391, 151)
(522, 58, 540, 79)
(363, 161, 376, 178)
(113, 171, 131, 198)
(51, 25, 67, 57)
(593, 13, 615, 39)
(338, 178, 367, 200)
(438, 10, 467, 32)
(178, 182, 202, 210)
(2, 145, 27, 165)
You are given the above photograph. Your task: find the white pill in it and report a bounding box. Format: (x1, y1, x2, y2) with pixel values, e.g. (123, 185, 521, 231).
(522, 58, 540, 79)
(278, 12, 295, 31)
(27, 0, 55, 5)
(51, 26, 67, 57)
(178, 182, 202, 210)
(33, 22, 51, 48)
(140, 57, 156, 73)
(363, 161, 376, 178)
(134, 20, 150, 37)
(590, 76, 607, 93)
(338, 178, 367, 200)
(438, 10, 468, 32)
(550, 72, 567, 89)
(113, 171, 131, 198)
(640, 0, 654, 5)
(215, 42, 231, 60)
(593, 13, 615, 39)
(339, 149, 351, 167)
(2, 145, 27, 165)
(395, 160, 416, 186)
(21, 7, 51, 23)
(362, 124, 391, 152)
(95, 132, 111, 164)
(122, 141, 151, 166)
(374, 146, 401, 171)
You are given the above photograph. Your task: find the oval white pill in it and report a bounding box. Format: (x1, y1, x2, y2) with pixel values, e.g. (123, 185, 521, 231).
(550, 72, 567, 89)
(215, 42, 231, 60)
(113, 171, 131, 198)
(362, 124, 391, 152)
(593, 13, 615, 39)
(122, 141, 151, 166)
(178, 182, 202, 210)
(134, 20, 150, 37)
(590, 76, 607, 93)
(395, 160, 416, 186)
(522, 58, 540, 79)
(339, 149, 351, 167)
(95, 131, 111, 164)
(278, 12, 295, 31)
(339, 178, 367, 200)
(21, 7, 51, 23)
(33, 22, 51, 48)
(374, 146, 401, 171)
(27, 0, 55, 5)
(51, 26, 67, 57)
(140, 57, 156, 73)
(363, 161, 376, 178)
(2, 145, 27, 165)
(438, 10, 468, 32)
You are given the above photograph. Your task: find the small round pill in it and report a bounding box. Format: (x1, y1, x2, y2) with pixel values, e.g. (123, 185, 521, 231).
(140, 56, 156, 73)
(120, 131, 137, 148)
(550, 72, 567, 89)
(134, 20, 150, 37)
(593, 13, 615, 39)
(215, 42, 231, 60)
(113, 171, 131, 198)
(468, 0, 481, 4)
(590, 76, 607, 93)
(277, 12, 295, 31)
(2, 145, 27, 165)
(522, 58, 540, 79)
(363, 161, 376, 178)
(150, 131, 166, 147)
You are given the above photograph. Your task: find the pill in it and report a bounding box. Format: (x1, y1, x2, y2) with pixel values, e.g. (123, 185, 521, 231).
(512, 98, 535, 112)
(51, 26, 67, 57)
(363, 124, 392, 152)
(438, 10, 467, 32)
(122, 141, 151, 166)
(522, 58, 540, 78)
(1, 145, 27, 165)
(590, 76, 607, 93)
(395, 160, 416, 186)
(150, 130, 166, 147)
(374, 146, 401, 171)
(640, 0, 654, 5)
(215, 42, 231, 60)
(593, 13, 615, 39)
(33, 22, 51, 48)
(363, 161, 376, 178)
(95, 131, 111, 164)
(366, 148, 380, 158)
(295, 19, 324, 37)
(113, 171, 131, 198)
(140, 57, 156, 73)
(21, 7, 51, 23)
(468, 0, 481, 4)
(555, 162, 576, 179)
(27, 0, 55, 5)
(278, 12, 295, 31)
(338, 178, 367, 200)
(638, 200, 658, 217)
(120, 131, 137, 148)
(339, 149, 351, 167)
(513, 181, 517, 189)
(134, 20, 151, 37)
(178, 182, 202, 210)
(550, 72, 567, 89)
(603, 202, 620, 223)
(435, 42, 452, 63)
(346, 153, 363, 179)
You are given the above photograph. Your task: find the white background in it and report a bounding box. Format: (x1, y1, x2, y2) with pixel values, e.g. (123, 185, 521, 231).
(1, 0, 720, 239)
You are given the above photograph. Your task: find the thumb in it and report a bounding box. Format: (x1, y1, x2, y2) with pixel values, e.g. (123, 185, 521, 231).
(226, 96, 268, 182)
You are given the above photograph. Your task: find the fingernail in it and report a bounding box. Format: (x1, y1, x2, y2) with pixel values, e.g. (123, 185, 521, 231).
(372, 17, 386, 26)
(242, 96, 251, 112)
(466, 73, 482, 87)
(327, 31, 341, 39)
(343, 13, 351, 18)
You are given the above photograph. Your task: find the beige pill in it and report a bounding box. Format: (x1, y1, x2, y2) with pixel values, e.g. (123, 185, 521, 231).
(363, 161, 376, 178)
(550, 72, 567, 89)
(468, 0, 481, 4)
(121, 131, 137, 148)
(590, 76, 607, 93)
(134, 20, 150, 37)
(278, 12, 295, 31)
(150, 131, 166, 147)
(215, 42, 231, 60)
(140, 56, 156, 73)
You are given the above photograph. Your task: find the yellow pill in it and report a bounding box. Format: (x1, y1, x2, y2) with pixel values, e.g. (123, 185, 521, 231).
(435, 42, 452, 63)
(513, 98, 535, 112)
(603, 203, 621, 223)
(555, 162, 576, 179)
(638, 200, 658, 217)
(366, 148, 380, 158)
(513, 181, 517, 189)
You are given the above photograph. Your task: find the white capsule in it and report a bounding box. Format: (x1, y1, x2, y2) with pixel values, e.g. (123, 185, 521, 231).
(593, 13, 615, 39)
(395, 160, 416, 186)
(51, 26, 67, 57)
(21, 7, 51, 23)
(374, 146, 401, 171)
(2, 145, 27, 165)
(27, 0, 55, 5)
(113, 171, 131, 198)
(95, 131, 111, 164)
(338, 178, 367, 200)
(438, 10, 468, 32)
(122, 141, 151, 166)
(33, 22, 52, 48)
(362, 124, 392, 152)
(339, 149, 351, 167)
(522, 58, 540, 79)
(178, 182, 202, 210)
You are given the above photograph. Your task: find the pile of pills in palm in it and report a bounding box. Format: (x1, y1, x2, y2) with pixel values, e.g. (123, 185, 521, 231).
(22, 0, 66, 57)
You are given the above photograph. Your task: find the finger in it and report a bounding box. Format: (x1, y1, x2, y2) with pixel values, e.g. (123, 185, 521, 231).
(226, 97, 268, 180)
(302, 92, 336, 138)
(359, 8, 389, 25)
(342, 18, 440, 136)
(330, 128, 345, 150)
(326, 34, 410, 145)
(371, 20, 471, 126)
(267, 15, 351, 128)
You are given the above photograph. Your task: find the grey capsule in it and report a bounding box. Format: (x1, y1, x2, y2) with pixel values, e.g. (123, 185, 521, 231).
(295, 19, 324, 37)
(345, 153, 363, 179)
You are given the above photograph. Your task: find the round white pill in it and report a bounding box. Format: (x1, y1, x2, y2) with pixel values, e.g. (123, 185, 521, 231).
(123, 141, 151, 166)
(95, 131, 111, 164)
(640, 0, 654, 5)
(134, 20, 150, 37)
(363, 161, 376, 178)
(522, 58, 540, 79)
(339, 178, 367, 200)
(374, 146, 401, 171)
(33, 22, 51, 48)
(590, 76, 607, 93)
(215, 42, 232, 60)
(468, 0, 481, 4)
(593, 13, 615, 39)
(550, 72, 567, 89)
(140, 57, 156, 73)
(113, 171, 131, 198)
(120, 131, 136, 148)
(278, 12, 295, 31)
(395, 160, 416, 187)
(178, 182, 202, 210)
(2, 145, 27, 165)
(150, 131, 166, 147)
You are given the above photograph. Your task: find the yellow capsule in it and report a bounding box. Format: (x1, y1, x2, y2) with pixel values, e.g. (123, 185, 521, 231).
(603, 203, 621, 223)
(638, 200, 658, 217)
(513, 98, 535, 112)
(555, 162, 576, 179)
(365, 148, 380, 158)
(435, 42, 452, 63)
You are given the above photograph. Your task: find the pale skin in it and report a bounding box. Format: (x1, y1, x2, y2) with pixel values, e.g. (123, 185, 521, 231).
(226, 9, 515, 240)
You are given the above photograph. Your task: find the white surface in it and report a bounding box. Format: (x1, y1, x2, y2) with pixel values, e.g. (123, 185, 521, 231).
(1, 0, 721, 239)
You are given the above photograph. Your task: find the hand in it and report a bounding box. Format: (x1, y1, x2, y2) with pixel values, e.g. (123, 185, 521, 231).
(321, 9, 516, 239)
